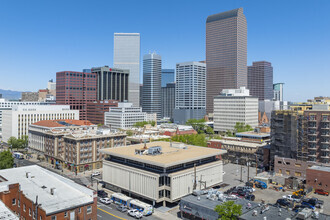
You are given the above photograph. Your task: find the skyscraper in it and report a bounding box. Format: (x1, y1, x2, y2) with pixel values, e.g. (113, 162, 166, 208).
(142, 53, 162, 119)
(161, 69, 175, 87)
(113, 33, 140, 106)
(273, 83, 284, 101)
(161, 83, 175, 120)
(56, 71, 97, 120)
(206, 8, 247, 113)
(173, 61, 206, 124)
(248, 61, 273, 100)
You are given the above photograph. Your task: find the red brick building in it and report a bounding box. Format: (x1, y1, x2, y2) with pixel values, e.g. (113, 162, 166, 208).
(56, 71, 97, 120)
(306, 165, 330, 191)
(0, 166, 97, 220)
(86, 100, 118, 124)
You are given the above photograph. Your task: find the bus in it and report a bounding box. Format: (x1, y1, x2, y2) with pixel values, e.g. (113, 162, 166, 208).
(128, 199, 153, 216)
(13, 152, 24, 159)
(110, 193, 132, 206)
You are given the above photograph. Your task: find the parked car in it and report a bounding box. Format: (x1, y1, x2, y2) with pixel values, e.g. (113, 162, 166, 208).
(282, 195, 302, 202)
(92, 171, 101, 177)
(128, 209, 143, 219)
(276, 199, 291, 207)
(301, 202, 315, 210)
(100, 198, 112, 205)
(116, 205, 128, 212)
(245, 194, 255, 201)
(97, 190, 108, 198)
(238, 190, 250, 197)
(243, 186, 255, 193)
(314, 189, 329, 196)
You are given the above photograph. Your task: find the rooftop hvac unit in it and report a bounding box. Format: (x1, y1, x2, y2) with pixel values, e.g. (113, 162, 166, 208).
(147, 146, 162, 155)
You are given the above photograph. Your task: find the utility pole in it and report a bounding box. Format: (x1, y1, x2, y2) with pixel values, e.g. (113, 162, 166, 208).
(240, 164, 243, 182)
(247, 159, 250, 182)
(193, 163, 197, 190)
(199, 175, 206, 190)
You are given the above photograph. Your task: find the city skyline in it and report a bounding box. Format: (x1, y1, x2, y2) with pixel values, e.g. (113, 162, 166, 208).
(0, 0, 329, 102)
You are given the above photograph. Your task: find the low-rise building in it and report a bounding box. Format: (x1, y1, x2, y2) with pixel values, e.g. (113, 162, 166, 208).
(86, 100, 118, 124)
(274, 156, 315, 179)
(306, 165, 330, 191)
(2, 105, 79, 142)
(0, 165, 97, 220)
(43, 126, 126, 172)
(100, 141, 226, 206)
(0, 200, 18, 220)
(104, 102, 157, 130)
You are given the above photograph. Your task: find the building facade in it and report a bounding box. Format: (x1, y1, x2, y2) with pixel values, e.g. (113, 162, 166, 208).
(86, 100, 118, 125)
(142, 53, 162, 119)
(56, 71, 97, 120)
(274, 156, 315, 179)
(91, 66, 129, 102)
(101, 141, 226, 206)
(114, 33, 140, 107)
(173, 61, 206, 124)
(104, 103, 156, 130)
(306, 166, 330, 191)
(273, 83, 284, 101)
(0, 165, 97, 220)
(161, 69, 175, 87)
(213, 87, 258, 132)
(206, 8, 247, 113)
(161, 83, 175, 120)
(248, 61, 273, 101)
(2, 105, 79, 142)
(21, 92, 39, 101)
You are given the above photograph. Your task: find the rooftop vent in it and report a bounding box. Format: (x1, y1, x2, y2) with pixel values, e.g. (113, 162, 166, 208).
(26, 172, 31, 178)
(147, 146, 162, 155)
(50, 188, 56, 195)
(41, 185, 47, 189)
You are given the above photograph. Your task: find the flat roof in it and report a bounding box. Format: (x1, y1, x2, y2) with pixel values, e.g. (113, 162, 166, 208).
(236, 132, 270, 138)
(100, 141, 226, 168)
(0, 165, 94, 215)
(210, 139, 268, 148)
(308, 165, 330, 172)
(0, 200, 18, 220)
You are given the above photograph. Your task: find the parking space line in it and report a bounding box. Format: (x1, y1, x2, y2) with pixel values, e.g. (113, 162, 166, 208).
(98, 207, 126, 220)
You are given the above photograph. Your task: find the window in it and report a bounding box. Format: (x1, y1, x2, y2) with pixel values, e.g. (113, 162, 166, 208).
(23, 204, 26, 212)
(79, 208, 81, 213)
(279, 169, 282, 174)
(18, 200, 20, 207)
(295, 172, 301, 177)
(40, 216, 42, 220)
(64, 212, 68, 217)
(286, 170, 290, 175)
(295, 163, 301, 167)
(51, 216, 56, 220)
(278, 161, 282, 164)
(29, 208, 31, 216)
(12, 198, 16, 205)
(87, 206, 92, 214)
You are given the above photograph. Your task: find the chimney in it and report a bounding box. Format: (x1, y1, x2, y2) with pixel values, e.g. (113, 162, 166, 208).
(26, 172, 31, 178)
(50, 188, 56, 195)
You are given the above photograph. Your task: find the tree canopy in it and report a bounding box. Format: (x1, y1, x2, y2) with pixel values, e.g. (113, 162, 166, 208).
(7, 136, 28, 150)
(234, 122, 253, 133)
(214, 201, 242, 220)
(172, 134, 207, 147)
(133, 121, 156, 127)
(0, 150, 14, 169)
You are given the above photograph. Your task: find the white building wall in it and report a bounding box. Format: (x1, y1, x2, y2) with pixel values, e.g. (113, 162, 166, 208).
(2, 105, 79, 142)
(170, 161, 223, 201)
(103, 160, 159, 200)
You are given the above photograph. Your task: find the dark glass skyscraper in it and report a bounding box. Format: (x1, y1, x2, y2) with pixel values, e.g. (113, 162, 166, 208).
(161, 69, 175, 87)
(248, 61, 273, 100)
(206, 8, 247, 113)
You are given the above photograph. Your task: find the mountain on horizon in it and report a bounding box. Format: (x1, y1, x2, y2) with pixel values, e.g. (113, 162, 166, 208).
(0, 89, 26, 100)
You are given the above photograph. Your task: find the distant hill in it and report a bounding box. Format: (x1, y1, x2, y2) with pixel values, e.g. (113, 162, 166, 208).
(0, 89, 24, 100)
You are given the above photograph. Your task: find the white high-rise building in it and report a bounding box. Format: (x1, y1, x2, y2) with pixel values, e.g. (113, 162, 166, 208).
(0, 100, 50, 137)
(142, 52, 162, 119)
(213, 87, 258, 132)
(104, 103, 156, 130)
(173, 61, 206, 124)
(2, 105, 79, 142)
(114, 33, 140, 107)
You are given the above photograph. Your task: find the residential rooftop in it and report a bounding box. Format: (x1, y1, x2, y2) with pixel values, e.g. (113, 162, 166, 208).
(236, 131, 270, 139)
(100, 141, 226, 168)
(0, 200, 18, 220)
(0, 165, 94, 215)
(308, 165, 330, 172)
(209, 139, 268, 148)
(32, 119, 94, 128)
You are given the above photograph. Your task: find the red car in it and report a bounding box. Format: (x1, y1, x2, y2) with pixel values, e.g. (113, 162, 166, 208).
(314, 189, 329, 196)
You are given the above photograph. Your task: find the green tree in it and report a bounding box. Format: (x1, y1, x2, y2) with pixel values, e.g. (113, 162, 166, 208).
(0, 150, 14, 169)
(126, 130, 133, 136)
(20, 135, 28, 148)
(234, 122, 253, 133)
(186, 118, 206, 132)
(150, 121, 156, 127)
(205, 126, 214, 135)
(7, 136, 18, 151)
(214, 201, 242, 220)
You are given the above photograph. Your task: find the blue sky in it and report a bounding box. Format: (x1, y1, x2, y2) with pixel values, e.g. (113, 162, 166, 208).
(0, 0, 329, 102)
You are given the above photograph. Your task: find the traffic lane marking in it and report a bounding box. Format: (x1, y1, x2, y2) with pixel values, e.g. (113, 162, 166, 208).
(97, 207, 127, 220)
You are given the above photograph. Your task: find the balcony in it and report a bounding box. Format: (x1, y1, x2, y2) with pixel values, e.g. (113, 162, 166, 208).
(308, 154, 317, 157)
(321, 133, 330, 137)
(321, 127, 330, 130)
(321, 155, 330, 159)
(308, 133, 317, 136)
(308, 146, 317, 150)
(321, 148, 330, 152)
(308, 140, 317, 143)
(321, 141, 330, 144)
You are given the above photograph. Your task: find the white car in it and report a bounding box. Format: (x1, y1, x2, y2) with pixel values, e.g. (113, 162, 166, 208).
(100, 198, 111, 205)
(92, 171, 101, 177)
(128, 209, 143, 219)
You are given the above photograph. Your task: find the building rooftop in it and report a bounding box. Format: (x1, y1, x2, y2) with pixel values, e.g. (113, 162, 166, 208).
(236, 131, 270, 139)
(100, 141, 226, 168)
(308, 165, 330, 172)
(210, 139, 268, 148)
(0, 165, 94, 215)
(206, 8, 241, 23)
(0, 201, 18, 220)
(32, 119, 94, 128)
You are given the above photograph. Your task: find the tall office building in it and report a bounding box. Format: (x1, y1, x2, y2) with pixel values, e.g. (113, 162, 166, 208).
(114, 33, 140, 107)
(248, 61, 273, 100)
(273, 83, 284, 101)
(161, 83, 175, 120)
(91, 66, 129, 102)
(56, 71, 97, 120)
(206, 8, 247, 113)
(173, 62, 206, 124)
(142, 53, 162, 119)
(161, 69, 175, 87)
